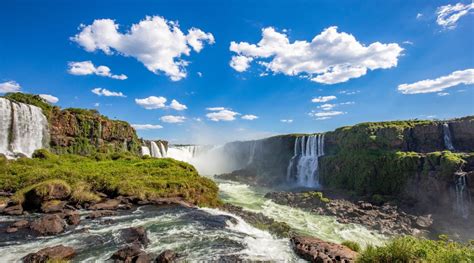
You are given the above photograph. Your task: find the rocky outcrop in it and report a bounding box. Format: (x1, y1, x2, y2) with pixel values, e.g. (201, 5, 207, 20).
(30, 214, 66, 235)
(110, 244, 150, 263)
(291, 236, 358, 263)
(121, 226, 149, 247)
(22, 245, 76, 263)
(156, 250, 178, 263)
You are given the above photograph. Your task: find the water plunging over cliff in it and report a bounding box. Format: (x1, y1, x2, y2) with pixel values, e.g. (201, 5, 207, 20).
(443, 123, 455, 151)
(149, 141, 167, 158)
(287, 134, 325, 188)
(0, 98, 49, 158)
(141, 145, 151, 156)
(455, 171, 471, 219)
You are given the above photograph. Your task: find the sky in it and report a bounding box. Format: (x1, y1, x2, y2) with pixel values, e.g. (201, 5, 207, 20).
(0, 0, 473, 144)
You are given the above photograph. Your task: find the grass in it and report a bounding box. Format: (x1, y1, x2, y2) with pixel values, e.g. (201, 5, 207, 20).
(357, 236, 474, 263)
(0, 150, 220, 207)
(342, 240, 361, 252)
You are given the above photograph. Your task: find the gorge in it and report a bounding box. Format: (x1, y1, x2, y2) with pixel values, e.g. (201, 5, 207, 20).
(0, 93, 473, 262)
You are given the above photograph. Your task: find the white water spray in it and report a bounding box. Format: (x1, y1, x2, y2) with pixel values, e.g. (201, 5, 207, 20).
(149, 141, 167, 158)
(141, 146, 151, 156)
(443, 123, 455, 151)
(455, 171, 471, 219)
(0, 98, 49, 158)
(287, 134, 325, 188)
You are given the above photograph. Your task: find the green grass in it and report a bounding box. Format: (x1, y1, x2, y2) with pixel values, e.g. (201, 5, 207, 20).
(342, 240, 361, 252)
(357, 236, 474, 263)
(0, 150, 220, 207)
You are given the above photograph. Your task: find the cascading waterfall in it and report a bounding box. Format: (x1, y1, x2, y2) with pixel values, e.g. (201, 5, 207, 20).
(287, 134, 325, 188)
(149, 141, 167, 158)
(141, 145, 151, 156)
(443, 123, 455, 151)
(454, 171, 471, 219)
(0, 98, 49, 158)
(167, 145, 204, 162)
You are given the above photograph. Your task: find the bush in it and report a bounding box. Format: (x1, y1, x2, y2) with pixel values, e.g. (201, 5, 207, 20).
(342, 240, 361, 252)
(32, 149, 58, 160)
(357, 236, 474, 263)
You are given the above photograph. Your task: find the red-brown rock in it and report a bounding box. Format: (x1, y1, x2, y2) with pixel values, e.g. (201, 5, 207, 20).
(291, 236, 358, 263)
(22, 245, 75, 263)
(30, 214, 66, 235)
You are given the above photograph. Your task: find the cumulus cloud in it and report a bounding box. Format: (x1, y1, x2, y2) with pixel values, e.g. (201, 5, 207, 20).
(206, 108, 240, 122)
(317, 103, 336, 111)
(160, 115, 186, 123)
(340, 101, 355, 105)
(0, 81, 21, 93)
(71, 16, 214, 81)
(92, 88, 126, 97)
(229, 26, 403, 84)
(169, 99, 187, 111)
(436, 2, 474, 29)
(416, 13, 423, 19)
(437, 92, 450, 96)
(135, 96, 167, 109)
(312, 95, 337, 103)
(132, 124, 163, 130)
(281, 119, 293, 123)
(309, 110, 345, 120)
(68, 61, 127, 80)
(398, 69, 474, 94)
(39, 94, 59, 103)
(241, 114, 258, 120)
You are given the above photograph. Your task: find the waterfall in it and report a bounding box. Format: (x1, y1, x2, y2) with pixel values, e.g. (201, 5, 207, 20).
(454, 171, 471, 219)
(247, 140, 258, 165)
(443, 123, 455, 151)
(149, 141, 167, 158)
(141, 146, 151, 156)
(167, 145, 203, 162)
(0, 98, 49, 158)
(287, 134, 325, 188)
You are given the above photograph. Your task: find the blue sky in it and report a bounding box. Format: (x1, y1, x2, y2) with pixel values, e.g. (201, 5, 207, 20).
(1, 0, 473, 144)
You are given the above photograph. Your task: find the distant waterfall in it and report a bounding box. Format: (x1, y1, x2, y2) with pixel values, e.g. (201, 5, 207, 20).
(0, 98, 49, 158)
(287, 134, 325, 187)
(167, 145, 206, 162)
(149, 141, 167, 158)
(454, 171, 471, 219)
(141, 146, 151, 156)
(443, 123, 455, 151)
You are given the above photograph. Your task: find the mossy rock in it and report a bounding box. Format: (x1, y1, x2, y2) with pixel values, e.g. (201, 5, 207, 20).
(13, 179, 71, 209)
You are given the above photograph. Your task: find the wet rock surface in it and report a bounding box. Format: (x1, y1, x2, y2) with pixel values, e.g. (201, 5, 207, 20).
(266, 191, 432, 236)
(291, 236, 358, 263)
(30, 214, 66, 235)
(121, 226, 149, 247)
(22, 245, 76, 263)
(87, 209, 118, 219)
(110, 244, 149, 263)
(156, 249, 178, 263)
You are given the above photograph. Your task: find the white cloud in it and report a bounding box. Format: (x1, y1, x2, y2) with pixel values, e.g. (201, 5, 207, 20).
(317, 103, 336, 111)
(135, 96, 167, 109)
(403, 40, 414, 45)
(241, 114, 258, 120)
(436, 2, 474, 29)
(169, 99, 187, 111)
(197, 72, 202, 77)
(229, 26, 403, 84)
(92, 88, 126, 97)
(68, 61, 127, 80)
(206, 108, 240, 122)
(340, 101, 355, 105)
(160, 115, 186, 123)
(339, 90, 360, 95)
(39, 94, 59, 103)
(71, 16, 214, 81)
(309, 110, 345, 120)
(437, 92, 450, 96)
(132, 124, 163, 130)
(0, 81, 21, 93)
(312, 95, 337, 103)
(416, 13, 423, 19)
(94, 103, 100, 107)
(280, 119, 293, 123)
(398, 69, 474, 94)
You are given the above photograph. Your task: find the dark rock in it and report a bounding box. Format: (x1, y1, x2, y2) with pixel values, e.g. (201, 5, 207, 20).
(87, 210, 117, 219)
(89, 199, 121, 210)
(64, 210, 81, 225)
(3, 204, 23, 215)
(291, 236, 358, 263)
(155, 250, 177, 263)
(30, 214, 66, 235)
(22, 245, 75, 263)
(121, 226, 149, 247)
(6, 227, 18, 233)
(415, 215, 433, 229)
(41, 200, 66, 213)
(110, 244, 148, 263)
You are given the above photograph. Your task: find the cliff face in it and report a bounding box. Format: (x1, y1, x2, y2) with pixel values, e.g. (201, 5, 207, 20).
(2, 93, 141, 156)
(50, 108, 140, 155)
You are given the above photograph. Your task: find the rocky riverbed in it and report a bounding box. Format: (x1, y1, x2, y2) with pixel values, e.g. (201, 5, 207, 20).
(265, 191, 433, 237)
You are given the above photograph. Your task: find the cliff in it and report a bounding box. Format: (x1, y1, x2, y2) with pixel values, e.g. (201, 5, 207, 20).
(2, 93, 141, 156)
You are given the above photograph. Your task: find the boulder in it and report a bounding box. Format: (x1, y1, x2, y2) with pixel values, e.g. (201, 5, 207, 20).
(155, 250, 177, 263)
(110, 244, 148, 263)
(64, 210, 81, 225)
(30, 214, 66, 235)
(12, 219, 29, 228)
(121, 226, 149, 247)
(89, 199, 121, 210)
(415, 215, 433, 229)
(23, 180, 71, 210)
(86, 210, 118, 219)
(22, 245, 75, 263)
(291, 236, 358, 263)
(41, 200, 66, 213)
(3, 204, 23, 215)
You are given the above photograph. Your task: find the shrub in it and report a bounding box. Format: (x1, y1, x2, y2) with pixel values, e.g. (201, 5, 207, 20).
(342, 240, 361, 252)
(32, 149, 58, 160)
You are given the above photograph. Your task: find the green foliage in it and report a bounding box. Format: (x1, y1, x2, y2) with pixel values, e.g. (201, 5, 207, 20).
(342, 240, 361, 252)
(302, 191, 330, 203)
(32, 149, 58, 160)
(0, 153, 220, 207)
(357, 236, 474, 263)
(12, 179, 71, 204)
(423, 151, 466, 178)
